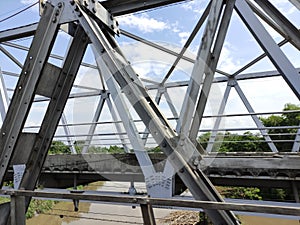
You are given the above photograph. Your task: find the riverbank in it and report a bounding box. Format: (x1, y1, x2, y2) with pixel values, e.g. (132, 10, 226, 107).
(26, 182, 299, 225)
(26, 181, 104, 225)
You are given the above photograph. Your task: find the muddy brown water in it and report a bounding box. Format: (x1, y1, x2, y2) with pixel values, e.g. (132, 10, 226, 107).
(26, 182, 299, 225)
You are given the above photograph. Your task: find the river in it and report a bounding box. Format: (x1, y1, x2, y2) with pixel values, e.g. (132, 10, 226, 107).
(27, 182, 300, 225)
(27, 182, 173, 225)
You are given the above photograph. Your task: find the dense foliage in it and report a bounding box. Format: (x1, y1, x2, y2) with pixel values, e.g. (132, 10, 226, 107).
(199, 103, 300, 152)
(49, 141, 71, 154)
(260, 103, 300, 151)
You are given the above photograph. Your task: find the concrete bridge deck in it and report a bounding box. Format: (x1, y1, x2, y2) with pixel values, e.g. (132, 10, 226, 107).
(6, 153, 300, 190)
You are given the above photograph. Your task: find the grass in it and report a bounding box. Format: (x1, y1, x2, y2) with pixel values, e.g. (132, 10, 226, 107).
(26, 181, 104, 225)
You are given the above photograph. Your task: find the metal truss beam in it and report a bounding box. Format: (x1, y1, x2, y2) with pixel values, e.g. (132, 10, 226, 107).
(189, 0, 236, 143)
(60, 114, 77, 154)
(235, 0, 300, 100)
(0, 2, 61, 187)
(289, 0, 300, 10)
(206, 84, 232, 152)
(1, 41, 98, 69)
(0, 23, 37, 43)
(232, 79, 278, 152)
(0, 69, 9, 122)
(106, 97, 131, 152)
(94, 52, 172, 197)
(161, 1, 211, 85)
(0, 0, 298, 223)
(75, 1, 239, 223)
(81, 92, 107, 153)
(101, 0, 187, 16)
(121, 29, 230, 77)
(0, 45, 23, 69)
(254, 0, 300, 50)
(246, 0, 300, 51)
(141, 203, 156, 225)
(177, 0, 224, 137)
(19, 24, 89, 191)
(292, 125, 300, 152)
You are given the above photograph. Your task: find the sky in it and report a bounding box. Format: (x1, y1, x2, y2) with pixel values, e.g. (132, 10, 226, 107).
(0, 0, 299, 148)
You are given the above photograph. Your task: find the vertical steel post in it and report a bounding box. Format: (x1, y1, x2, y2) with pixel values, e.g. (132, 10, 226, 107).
(106, 97, 131, 152)
(81, 92, 107, 153)
(206, 83, 232, 152)
(292, 126, 300, 152)
(60, 113, 77, 154)
(140, 203, 156, 225)
(10, 195, 26, 225)
(292, 181, 300, 203)
(0, 69, 9, 121)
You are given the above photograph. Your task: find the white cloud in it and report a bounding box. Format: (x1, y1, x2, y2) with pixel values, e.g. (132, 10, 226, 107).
(178, 31, 190, 45)
(181, 0, 207, 14)
(120, 41, 195, 83)
(171, 21, 181, 33)
(218, 42, 241, 74)
(117, 14, 169, 33)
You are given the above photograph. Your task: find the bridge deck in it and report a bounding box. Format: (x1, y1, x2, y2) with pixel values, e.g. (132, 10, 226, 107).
(6, 153, 300, 189)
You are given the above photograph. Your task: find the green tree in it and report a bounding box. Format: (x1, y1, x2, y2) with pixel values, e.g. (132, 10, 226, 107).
(48, 141, 71, 154)
(220, 187, 262, 200)
(106, 145, 124, 153)
(198, 103, 300, 152)
(199, 132, 268, 152)
(260, 103, 300, 152)
(87, 145, 124, 153)
(74, 140, 85, 153)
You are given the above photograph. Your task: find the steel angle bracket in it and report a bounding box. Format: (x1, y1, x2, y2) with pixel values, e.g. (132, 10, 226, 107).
(54, 0, 120, 35)
(77, 0, 120, 35)
(40, 1, 75, 24)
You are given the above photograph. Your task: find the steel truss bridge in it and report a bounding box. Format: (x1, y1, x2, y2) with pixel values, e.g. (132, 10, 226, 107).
(0, 0, 299, 224)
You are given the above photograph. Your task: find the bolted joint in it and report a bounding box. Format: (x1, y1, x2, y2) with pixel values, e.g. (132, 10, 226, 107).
(57, 2, 63, 8)
(70, 0, 75, 5)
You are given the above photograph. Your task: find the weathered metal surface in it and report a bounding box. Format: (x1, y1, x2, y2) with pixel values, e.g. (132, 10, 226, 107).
(5, 153, 300, 189)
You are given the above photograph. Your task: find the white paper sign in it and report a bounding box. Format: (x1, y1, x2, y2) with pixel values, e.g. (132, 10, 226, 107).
(13, 164, 26, 189)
